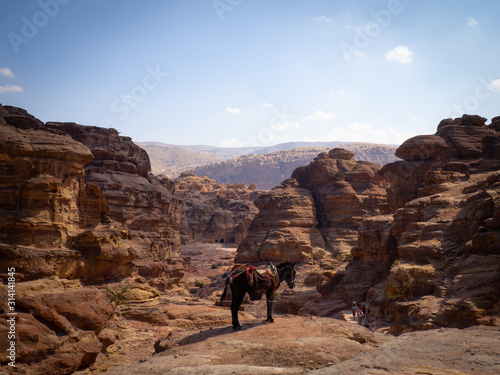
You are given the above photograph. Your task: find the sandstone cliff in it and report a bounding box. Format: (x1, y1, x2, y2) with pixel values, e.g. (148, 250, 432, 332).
(235, 148, 387, 264)
(0, 105, 138, 282)
(46, 122, 185, 283)
(319, 114, 500, 333)
(174, 172, 259, 245)
(0, 104, 138, 374)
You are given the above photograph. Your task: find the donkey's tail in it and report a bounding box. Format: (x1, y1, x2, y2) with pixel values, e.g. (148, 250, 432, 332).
(220, 276, 232, 303)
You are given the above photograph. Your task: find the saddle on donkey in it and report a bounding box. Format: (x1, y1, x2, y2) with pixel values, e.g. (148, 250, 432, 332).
(220, 262, 296, 330)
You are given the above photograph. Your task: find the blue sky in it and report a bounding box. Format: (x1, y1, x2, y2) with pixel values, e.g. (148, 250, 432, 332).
(1, 0, 499, 147)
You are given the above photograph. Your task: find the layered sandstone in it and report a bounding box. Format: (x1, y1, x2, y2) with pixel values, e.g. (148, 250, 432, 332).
(235, 148, 387, 264)
(47, 122, 185, 283)
(319, 114, 500, 333)
(0, 104, 137, 374)
(0, 105, 137, 282)
(174, 172, 259, 245)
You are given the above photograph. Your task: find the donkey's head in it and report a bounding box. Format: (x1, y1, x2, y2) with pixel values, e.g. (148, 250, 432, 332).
(278, 262, 296, 289)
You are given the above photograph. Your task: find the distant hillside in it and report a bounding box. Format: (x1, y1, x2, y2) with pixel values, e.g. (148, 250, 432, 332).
(139, 140, 350, 161)
(138, 143, 221, 177)
(188, 143, 400, 190)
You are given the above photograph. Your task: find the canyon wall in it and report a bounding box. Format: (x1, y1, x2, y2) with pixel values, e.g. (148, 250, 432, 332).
(174, 172, 259, 245)
(0, 105, 185, 374)
(318, 115, 500, 333)
(46, 122, 185, 283)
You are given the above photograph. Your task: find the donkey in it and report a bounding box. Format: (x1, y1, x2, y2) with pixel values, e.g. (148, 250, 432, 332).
(220, 262, 296, 330)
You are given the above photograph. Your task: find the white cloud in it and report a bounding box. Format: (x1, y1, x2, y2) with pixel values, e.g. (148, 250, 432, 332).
(261, 102, 274, 108)
(385, 45, 414, 64)
(220, 138, 244, 147)
(304, 110, 339, 122)
(0, 67, 15, 78)
(490, 79, 500, 92)
(410, 117, 420, 121)
(0, 85, 23, 94)
(467, 17, 478, 26)
(226, 107, 241, 115)
(303, 122, 416, 145)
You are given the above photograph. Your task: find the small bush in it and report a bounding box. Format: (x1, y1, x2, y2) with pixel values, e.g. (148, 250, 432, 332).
(385, 267, 414, 302)
(105, 285, 130, 310)
(211, 261, 230, 269)
(334, 170, 345, 181)
(194, 280, 204, 288)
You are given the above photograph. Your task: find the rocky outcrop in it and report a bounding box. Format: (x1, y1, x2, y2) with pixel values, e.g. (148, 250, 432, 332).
(47, 122, 185, 283)
(174, 173, 259, 245)
(0, 277, 114, 375)
(0, 105, 138, 282)
(0, 104, 187, 374)
(235, 148, 387, 264)
(236, 182, 327, 263)
(320, 114, 500, 333)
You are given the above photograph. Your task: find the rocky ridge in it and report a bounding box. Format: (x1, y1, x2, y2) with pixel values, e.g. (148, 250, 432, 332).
(188, 144, 399, 190)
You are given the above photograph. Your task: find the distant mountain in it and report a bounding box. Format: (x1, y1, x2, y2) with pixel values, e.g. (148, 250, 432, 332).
(138, 143, 221, 177)
(188, 143, 400, 190)
(138, 141, 400, 182)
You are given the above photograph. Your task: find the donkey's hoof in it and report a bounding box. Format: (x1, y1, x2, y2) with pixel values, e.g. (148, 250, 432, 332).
(233, 326, 242, 331)
(267, 318, 275, 323)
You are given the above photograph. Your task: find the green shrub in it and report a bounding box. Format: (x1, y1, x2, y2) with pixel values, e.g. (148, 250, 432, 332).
(334, 170, 345, 181)
(105, 285, 130, 310)
(385, 267, 414, 302)
(211, 261, 230, 269)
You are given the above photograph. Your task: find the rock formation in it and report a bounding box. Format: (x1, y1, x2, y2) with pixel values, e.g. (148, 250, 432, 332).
(319, 114, 500, 333)
(0, 104, 188, 374)
(0, 105, 138, 282)
(46, 122, 185, 284)
(174, 172, 259, 245)
(0, 104, 137, 374)
(235, 148, 388, 264)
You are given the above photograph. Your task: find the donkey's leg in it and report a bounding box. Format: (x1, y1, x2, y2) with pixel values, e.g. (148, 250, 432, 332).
(266, 291, 275, 323)
(231, 292, 245, 330)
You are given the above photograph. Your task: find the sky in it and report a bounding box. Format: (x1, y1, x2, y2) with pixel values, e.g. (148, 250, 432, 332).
(1, 0, 499, 147)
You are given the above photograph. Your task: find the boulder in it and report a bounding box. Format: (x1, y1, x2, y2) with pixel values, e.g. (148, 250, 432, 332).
(395, 135, 449, 161)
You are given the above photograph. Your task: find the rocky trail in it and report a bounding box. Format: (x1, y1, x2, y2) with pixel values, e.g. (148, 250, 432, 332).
(73, 244, 500, 375)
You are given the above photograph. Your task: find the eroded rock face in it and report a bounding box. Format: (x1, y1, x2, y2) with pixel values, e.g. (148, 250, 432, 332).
(236, 183, 327, 263)
(174, 172, 259, 245)
(0, 105, 138, 281)
(47, 122, 185, 283)
(235, 149, 387, 264)
(0, 278, 113, 375)
(321, 114, 500, 333)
